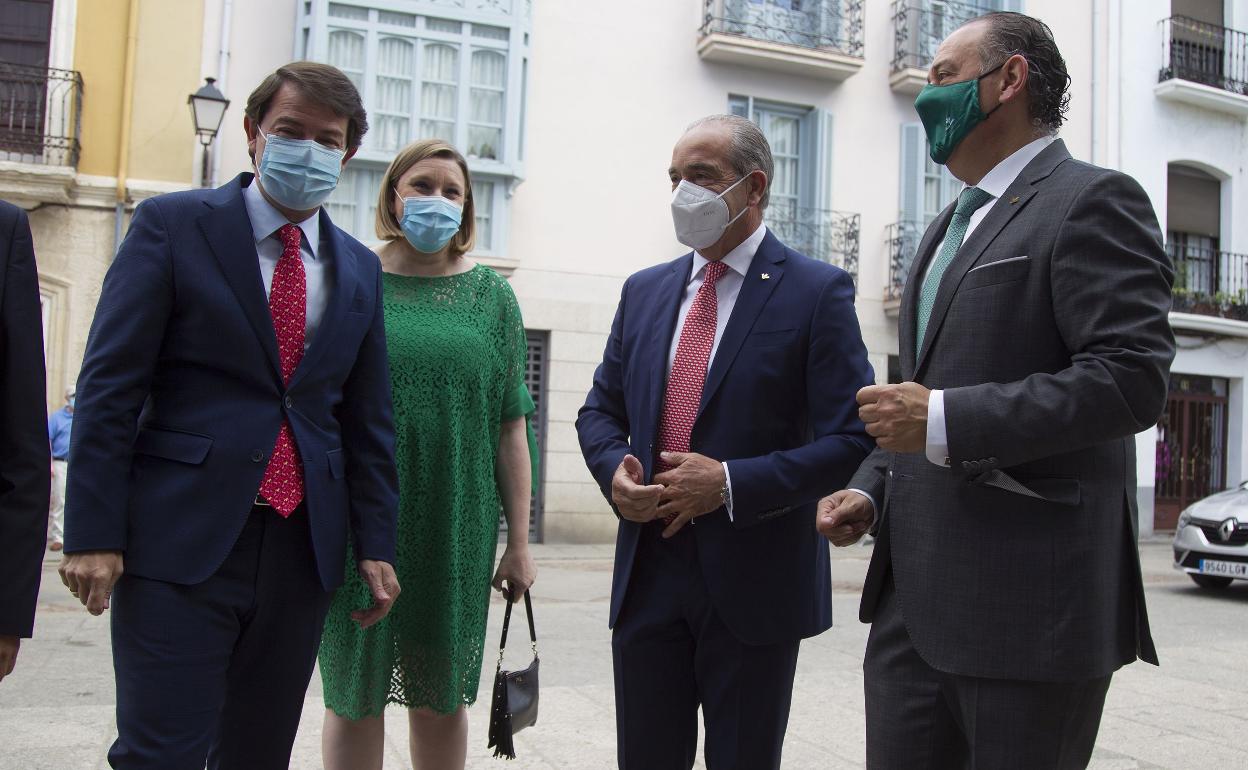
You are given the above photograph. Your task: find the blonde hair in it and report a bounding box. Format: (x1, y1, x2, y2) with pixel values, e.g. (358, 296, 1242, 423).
(375, 139, 475, 258)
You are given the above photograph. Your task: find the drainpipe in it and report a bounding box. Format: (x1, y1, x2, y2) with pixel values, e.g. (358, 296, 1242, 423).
(113, 0, 140, 257)
(210, 0, 233, 189)
(1091, 0, 1101, 166)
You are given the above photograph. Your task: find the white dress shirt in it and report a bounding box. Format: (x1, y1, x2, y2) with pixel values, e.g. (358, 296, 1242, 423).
(848, 136, 1055, 515)
(666, 222, 767, 520)
(243, 180, 332, 350)
(924, 135, 1054, 468)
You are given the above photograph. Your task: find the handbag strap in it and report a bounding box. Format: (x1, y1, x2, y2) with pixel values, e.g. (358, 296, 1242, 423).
(497, 589, 537, 666)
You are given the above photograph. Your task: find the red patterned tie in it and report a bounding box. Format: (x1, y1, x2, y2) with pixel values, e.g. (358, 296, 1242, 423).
(258, 223, 306, 517)
(655, 260, 729, 521)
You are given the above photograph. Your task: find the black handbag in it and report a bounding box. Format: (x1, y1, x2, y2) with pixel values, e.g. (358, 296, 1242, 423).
(488, 589, 539, 760)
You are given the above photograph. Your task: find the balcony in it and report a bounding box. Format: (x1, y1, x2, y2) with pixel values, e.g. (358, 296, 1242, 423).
(884, 219, 923, 313)
(1169, 244, 1248, 324)
(698, 0, 865, 82)
(0, 62, 84, 206)
(770, 207, 860, 283)
(1156, 16, 1248, 118)
(890, 0, 997, 94)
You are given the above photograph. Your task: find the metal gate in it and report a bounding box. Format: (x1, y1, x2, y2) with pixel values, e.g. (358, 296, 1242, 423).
(1155, 375, 1229, 530)
(498, 330, 548, 543)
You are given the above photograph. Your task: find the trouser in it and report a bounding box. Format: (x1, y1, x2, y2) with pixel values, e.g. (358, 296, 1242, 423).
(611, 524, 801, 770)
(48, 459, 67, 543)
(108, 505, 331, 770)
(864, 575, 1112, 769)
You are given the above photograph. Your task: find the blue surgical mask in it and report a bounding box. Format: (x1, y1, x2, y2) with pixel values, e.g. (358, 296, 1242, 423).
(397, 193, 463, 253)
(256, 133, 345, 210)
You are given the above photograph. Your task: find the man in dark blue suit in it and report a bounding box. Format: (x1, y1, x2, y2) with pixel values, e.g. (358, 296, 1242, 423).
(577, 115, 874, 769)
(0, 200, 51, 686)
(59, 62, 400, 770)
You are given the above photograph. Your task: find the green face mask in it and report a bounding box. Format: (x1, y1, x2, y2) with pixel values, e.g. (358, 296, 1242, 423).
(914, 62, 1005, 165)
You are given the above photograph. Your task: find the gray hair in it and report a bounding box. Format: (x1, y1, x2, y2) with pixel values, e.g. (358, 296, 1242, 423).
(967, 12, 1070, 135)
(684, 114, 773, 210)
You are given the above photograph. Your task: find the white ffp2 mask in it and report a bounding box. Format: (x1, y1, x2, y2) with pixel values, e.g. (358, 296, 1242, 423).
(669, 176, 749, 251)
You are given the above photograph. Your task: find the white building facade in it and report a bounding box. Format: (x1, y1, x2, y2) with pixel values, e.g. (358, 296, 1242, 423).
(198, 0, 1246, 542)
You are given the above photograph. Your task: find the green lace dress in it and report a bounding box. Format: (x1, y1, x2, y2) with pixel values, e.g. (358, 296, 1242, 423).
(318, 263, 534, 718)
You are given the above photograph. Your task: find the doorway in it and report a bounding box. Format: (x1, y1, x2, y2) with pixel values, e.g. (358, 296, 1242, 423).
(1155, 374, 1230, 529)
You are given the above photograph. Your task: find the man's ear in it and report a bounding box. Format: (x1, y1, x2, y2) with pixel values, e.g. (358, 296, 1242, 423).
(341, 146, 358, 168)
(244, 115, 258, 164)
(747, 169, 768, 208)
(999, 53, 1029, 105)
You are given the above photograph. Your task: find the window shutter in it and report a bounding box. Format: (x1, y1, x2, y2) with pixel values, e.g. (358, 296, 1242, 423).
(899, 122, 925, 225)
(999, 0, 1024, 11)
(798, 108, 834, 210)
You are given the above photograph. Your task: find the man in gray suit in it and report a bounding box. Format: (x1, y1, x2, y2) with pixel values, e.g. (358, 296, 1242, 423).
(817, 12, 1174, 768)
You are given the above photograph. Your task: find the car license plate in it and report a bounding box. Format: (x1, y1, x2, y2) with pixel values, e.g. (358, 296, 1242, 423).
(1199, 559, 1248, 578)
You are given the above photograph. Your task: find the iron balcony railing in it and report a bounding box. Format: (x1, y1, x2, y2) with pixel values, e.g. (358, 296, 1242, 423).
(1159, 16, 1248, 96)
(701, 0, 865, 57)
(0, 62, 83, 167)
(1168, 243, 1248, 322)
(891, 0, 999, 72)
(770, 207, 860, 283)
(885, 220, 925, 300)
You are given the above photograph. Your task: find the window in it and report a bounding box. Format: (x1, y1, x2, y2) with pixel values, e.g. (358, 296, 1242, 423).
(727, 95, 852, 272)
(302, 0, 531, 254)
(498, 330, 549, 543)
(899, 122, 960, 227)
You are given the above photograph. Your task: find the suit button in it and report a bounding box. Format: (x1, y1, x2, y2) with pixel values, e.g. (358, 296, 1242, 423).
(251, 450, 265, 463)
(284, 396, 293, 409)
(961, 461, 971, 470)
(888, 470, 894, 478)
(988, 456, 998, 465)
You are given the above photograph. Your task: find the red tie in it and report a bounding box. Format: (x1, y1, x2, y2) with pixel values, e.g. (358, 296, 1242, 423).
(656, 260, 729, 496)
(258, 223, 306, 517)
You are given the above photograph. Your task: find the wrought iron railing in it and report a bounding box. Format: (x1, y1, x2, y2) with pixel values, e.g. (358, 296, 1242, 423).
(769, 206, 860, 282)
(0, 62, 83, 167)
(885, 220, 925, 300)
(1159, 16, 1248, 96)
(701, 0, 864, 57)
(1168, 243, 1248, 322)
(891, 0, 999, 72)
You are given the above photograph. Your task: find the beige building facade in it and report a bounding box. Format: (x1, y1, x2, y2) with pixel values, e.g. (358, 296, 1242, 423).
(8, 0, 1245, 542)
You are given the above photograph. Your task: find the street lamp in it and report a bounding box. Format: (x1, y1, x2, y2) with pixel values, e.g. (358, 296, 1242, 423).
(188, 77, 229, 188)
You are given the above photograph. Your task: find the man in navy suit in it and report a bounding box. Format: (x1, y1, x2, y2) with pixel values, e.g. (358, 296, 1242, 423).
(577, 115, 874, 769)
(59, 62, 400, 770)
(0, 200, 51, 686)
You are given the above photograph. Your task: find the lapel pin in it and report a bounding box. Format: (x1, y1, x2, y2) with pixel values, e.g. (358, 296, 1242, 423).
(1009, 196, 1020, 205)
(761, 273, 770, 280)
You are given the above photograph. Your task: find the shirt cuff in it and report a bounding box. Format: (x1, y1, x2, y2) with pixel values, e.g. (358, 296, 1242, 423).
(926, 389, 949, 468)
(846, 488, 877, 514)
(722, 461, 734, 521)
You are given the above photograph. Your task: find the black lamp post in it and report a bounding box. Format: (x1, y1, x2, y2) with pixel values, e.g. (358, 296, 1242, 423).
(188, 77, 229, 188)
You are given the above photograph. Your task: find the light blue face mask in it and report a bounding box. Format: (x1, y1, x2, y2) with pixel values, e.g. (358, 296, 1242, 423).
(397, 193, 464, 253)
(257, 133, 345, 211)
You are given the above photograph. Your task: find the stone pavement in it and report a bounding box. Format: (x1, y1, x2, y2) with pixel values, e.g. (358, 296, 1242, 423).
(2, 539, 1246, 769)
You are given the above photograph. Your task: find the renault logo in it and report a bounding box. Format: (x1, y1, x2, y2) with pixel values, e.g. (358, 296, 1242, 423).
(1219, 518, 1238, 543)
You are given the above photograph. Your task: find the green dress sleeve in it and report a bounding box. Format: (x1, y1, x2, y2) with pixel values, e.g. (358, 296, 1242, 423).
(498, 279, 539, 493)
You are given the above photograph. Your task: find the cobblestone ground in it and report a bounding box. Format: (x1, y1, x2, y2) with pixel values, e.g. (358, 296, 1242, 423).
(2, 539, 1246, 769)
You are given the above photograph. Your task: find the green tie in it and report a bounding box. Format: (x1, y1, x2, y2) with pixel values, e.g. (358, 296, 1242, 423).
(915, 186, 994, 357)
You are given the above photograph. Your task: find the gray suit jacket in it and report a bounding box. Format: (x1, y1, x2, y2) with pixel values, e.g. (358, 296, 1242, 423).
(852, 140, 1174, 682)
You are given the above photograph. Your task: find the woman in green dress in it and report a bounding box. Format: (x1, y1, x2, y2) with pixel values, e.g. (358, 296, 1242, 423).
(319, 139, 537, 770)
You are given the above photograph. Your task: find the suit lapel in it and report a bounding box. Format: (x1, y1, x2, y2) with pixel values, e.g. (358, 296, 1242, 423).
(287, 213, 357, 389)
(198, 175, 282, 380)
(698, 231, 784, 415)
(913, 140, 1071, 377)
(645, 255, 691, 469)
(900, 204, 954, 378)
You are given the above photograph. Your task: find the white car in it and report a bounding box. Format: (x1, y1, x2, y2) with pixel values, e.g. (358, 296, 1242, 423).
(1173, 480, 1248, 589)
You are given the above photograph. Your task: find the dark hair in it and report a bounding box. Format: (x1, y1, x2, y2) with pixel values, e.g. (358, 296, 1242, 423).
(244, 61, 369, 150)
(971, 12, 1071, 134)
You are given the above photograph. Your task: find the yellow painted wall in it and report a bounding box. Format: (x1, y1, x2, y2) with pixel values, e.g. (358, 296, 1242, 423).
(73, 0, 205, 184)
(128, 0, 205, 183)
(72, 0, 127, 177)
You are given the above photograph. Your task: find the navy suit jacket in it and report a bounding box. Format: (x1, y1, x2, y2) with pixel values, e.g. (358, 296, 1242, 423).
(65, 173, 398, 591)
(0, 200, 50, 638)
(577, 230, 875, 645)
